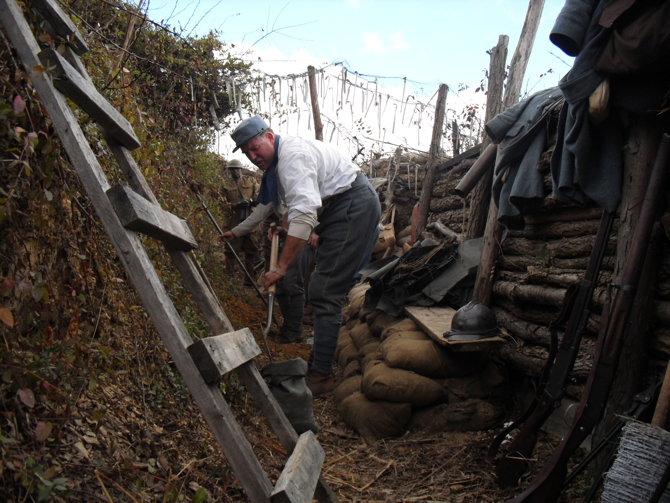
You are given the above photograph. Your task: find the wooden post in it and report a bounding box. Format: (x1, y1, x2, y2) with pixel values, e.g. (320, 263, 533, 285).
(416, 83, 449, 236)
(503, 0, 546, 110)
(452, 120, 460, 156)
(472, 0, 545, 305)
(307, 65, 323, 141)
(465, 35, 508, 241)
(111, 0, 145, 76)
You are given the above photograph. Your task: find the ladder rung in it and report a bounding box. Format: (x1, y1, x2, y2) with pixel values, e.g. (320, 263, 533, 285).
(31, 0, 88, 54)
(107, 184, 197, 251)
(188, 328, 261, 383)
(271, 431, 325, 503)
(38, 48, 141, 150)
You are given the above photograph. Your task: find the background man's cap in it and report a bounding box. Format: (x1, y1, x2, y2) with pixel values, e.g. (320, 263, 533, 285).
(231, 115, 269, 152)
(226, 159, 244, 169)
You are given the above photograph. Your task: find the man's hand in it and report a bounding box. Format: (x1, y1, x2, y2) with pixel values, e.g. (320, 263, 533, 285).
(267, 225, 288, 242)
(308, 233, 319, 248)
(262, 268, 285, 290)
(221, 231, 235, 242)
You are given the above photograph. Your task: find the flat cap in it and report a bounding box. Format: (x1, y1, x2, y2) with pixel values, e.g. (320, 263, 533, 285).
(231, 115, 269, 152)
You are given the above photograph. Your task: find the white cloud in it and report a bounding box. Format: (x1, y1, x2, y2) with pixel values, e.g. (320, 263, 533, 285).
(361, 31, 409, 53)
(346, 0, 360, 7)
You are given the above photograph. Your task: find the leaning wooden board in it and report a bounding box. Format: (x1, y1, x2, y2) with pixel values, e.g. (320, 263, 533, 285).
(404, 306, 505, 352)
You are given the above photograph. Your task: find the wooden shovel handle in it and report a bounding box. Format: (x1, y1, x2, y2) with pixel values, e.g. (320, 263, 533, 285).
(652, 361, 670, 428)
(268, 223, 279, 294)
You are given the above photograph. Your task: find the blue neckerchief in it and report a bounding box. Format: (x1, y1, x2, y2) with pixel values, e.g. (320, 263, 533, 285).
(257, 134, 281, 205)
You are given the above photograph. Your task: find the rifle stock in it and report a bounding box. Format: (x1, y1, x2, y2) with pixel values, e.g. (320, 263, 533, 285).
(495, 210, 615, 487)
(508, 133, 670, 503)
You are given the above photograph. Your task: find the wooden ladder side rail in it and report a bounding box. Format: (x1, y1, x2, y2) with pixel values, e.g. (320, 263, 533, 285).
(0, 2, 276, 500)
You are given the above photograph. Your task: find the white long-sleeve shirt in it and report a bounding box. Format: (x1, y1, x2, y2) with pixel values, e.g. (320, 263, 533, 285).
(277, 136, 359, 240)
(230, 202, 276, 237)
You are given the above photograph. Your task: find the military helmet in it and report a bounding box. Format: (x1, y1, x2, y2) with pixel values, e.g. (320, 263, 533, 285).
(226, 159, 245, 169)
(445, 301, 500, 341)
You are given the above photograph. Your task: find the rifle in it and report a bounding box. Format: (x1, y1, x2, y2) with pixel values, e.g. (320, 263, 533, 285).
(492, 208, 615, 487)
(508, 133, 670, 503)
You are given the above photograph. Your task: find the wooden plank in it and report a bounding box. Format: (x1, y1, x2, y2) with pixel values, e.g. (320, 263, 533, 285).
(107, 184, 198, 251)
(30, 0, 88, 55)
(0, 4, 274, 500)
(444, 335, 505, 352)
(236, 363, 340, 503)
(189, 328, 261, 383)
(437, 143, 483, 172)
(404, 306, 458, 345)
(38, 47, 141, 150)
(271, 431, 325, 503)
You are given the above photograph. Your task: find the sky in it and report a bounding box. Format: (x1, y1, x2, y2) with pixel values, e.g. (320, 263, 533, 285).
(144, 0, 574, 159)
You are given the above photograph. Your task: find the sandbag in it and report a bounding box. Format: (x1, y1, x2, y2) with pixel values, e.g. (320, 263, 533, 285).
(346, 294, 366, 320)
(261, 358, 319, 434)
(334, 375, 362, 404)
(380, 338, 485, 378)
(342, 359, 362, 380)
(407, 399, 504, 433)
(380, 318, 420, 340)
(349, 322, 377, 350)
(346, 318, 361, 331)
(365, 309, 384, 328)
(361, 351, 382, 374)
(348, 282, 370, 304)
(340, 392, 412, 443)
(337, 342, 360, 369)
(359, 340, 381, 357)
(359, 305, 373, 322)
(362, 361, 445, 407)
(382, 330, 431, 346)
(334, 331, 353, 363)
(369, 312, 402, 337)
(438, 361, 508, 403)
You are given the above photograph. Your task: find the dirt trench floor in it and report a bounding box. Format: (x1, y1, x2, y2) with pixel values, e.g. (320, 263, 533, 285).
(224, 287, 592, 503)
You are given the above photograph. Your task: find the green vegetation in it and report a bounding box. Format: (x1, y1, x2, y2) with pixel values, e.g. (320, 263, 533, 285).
(0, 1, 258, 500)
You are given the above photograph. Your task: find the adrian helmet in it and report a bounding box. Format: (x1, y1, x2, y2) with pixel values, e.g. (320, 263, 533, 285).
(445, 301, 500, 341)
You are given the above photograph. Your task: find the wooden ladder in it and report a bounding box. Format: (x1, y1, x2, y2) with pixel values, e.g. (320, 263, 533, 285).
(0, 1, 338, 501)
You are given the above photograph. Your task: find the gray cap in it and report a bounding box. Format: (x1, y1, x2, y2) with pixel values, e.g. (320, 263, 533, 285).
(231, 115, 269, 152)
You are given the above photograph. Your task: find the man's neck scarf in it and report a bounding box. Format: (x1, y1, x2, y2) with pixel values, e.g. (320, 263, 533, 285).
(257, 134, 281, 205)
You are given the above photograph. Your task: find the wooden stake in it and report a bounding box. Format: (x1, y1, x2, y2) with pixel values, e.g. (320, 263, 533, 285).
(473, 0, 545, 305)
(307, 65, 323, 141)
(465, 34, 508, 241)
(416, 83, 448, 236)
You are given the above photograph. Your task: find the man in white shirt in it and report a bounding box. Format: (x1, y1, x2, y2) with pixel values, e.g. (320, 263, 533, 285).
(230, 115, 381, 396)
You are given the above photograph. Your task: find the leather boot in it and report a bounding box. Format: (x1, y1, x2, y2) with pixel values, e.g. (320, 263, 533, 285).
(306, 370, 334, 397)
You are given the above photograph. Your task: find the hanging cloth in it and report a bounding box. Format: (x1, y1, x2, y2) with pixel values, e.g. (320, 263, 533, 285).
(257, 134, 281, 205)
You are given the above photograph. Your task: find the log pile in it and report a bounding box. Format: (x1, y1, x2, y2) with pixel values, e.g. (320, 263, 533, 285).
(491, 202, 612, 401)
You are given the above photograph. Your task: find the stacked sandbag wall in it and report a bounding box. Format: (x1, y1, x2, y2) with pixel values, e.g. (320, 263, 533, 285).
(336, 284, 507, 444)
